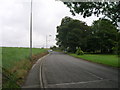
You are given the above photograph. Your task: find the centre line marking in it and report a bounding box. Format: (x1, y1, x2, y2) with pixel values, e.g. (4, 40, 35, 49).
(48, 79, 110, 86)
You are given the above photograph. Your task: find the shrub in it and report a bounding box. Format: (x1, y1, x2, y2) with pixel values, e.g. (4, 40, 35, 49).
(76, 47, 84, 55)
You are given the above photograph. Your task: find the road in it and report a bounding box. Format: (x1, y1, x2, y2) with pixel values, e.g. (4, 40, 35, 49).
(41, 52, 118, 88)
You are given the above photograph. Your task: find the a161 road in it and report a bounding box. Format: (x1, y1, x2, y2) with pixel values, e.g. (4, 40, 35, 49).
(41, 52, 118, 88)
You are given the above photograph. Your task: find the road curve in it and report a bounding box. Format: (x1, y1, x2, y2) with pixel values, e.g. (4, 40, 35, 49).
(41, 51, 119, 88)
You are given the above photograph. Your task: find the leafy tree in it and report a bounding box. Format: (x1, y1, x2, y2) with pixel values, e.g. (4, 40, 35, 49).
(86, 35, 101, 53)
(88, 19, 118, 53)
(56, 17, 118, 54)
(50, 46, 57, 50)
(117, 32, 120, 56)
(64, 2, 120, 26)
(67, 28, 82, 52)
(56, 17, 73, 49)
(56, 16, 90, 52)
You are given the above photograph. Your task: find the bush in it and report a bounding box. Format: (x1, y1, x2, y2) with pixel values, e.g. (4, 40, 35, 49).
(76, 47, 84, 55)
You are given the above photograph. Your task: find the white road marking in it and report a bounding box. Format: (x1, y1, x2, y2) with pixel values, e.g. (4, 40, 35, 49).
(48, 79, 110, 86)
(39, 54, 50, 88)
(31, 54, 49, 69)
(31, 64, 36, 69)
(84, 70, 103, 80)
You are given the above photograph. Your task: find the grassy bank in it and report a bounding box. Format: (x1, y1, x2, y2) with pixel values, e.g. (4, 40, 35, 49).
(2, 47, 48, 88)
(69, 54, 119, 68)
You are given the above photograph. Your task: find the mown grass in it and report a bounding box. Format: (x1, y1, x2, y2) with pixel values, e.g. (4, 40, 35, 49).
(0, 47, 2, 89)
(2, 47, 48, 88)
(69, 54, 119, 68)
(0, 47, 2, 67)
(2, 47, 47, 69)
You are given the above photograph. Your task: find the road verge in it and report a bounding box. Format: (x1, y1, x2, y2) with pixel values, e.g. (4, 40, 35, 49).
(2, 47, 48, 88)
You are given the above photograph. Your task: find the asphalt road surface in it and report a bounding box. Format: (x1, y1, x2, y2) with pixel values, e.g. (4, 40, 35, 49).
(41, 52, 119, 88)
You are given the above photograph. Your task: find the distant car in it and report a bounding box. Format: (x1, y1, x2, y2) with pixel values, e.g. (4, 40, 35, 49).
(50, 49, 53, 52)
(48, 49, 53, 53)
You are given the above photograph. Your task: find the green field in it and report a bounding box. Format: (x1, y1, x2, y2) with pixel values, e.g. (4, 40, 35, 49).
(0, 46, 1, 64)
(2, 47, 48, 88)
(69, 54, 119, 67)
(2, 47, 47, 69)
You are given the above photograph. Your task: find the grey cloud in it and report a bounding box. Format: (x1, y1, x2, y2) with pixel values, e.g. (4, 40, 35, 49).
(0, 0, 100, 48)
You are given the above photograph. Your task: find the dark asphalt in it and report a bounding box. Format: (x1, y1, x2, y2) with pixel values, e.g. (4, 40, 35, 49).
(42, 52, 119, 88)
(22, 59, 42, 88)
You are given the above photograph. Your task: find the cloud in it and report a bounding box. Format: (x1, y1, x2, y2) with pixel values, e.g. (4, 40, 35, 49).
(0, 0, 100, 48)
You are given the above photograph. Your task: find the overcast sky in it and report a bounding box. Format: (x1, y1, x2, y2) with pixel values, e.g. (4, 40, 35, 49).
(0, 0, 104, 48)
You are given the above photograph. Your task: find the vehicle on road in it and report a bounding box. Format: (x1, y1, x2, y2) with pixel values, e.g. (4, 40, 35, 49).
(48, 49, 53, 53)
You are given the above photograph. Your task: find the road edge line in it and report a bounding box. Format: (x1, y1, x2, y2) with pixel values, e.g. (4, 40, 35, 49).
(39, 54, 49, 88)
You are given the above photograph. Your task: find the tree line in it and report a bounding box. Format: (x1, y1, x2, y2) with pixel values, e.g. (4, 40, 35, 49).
(56, 16, 119, 54)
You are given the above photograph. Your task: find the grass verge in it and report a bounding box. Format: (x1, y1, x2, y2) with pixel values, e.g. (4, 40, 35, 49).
(69, 54, 119, 68)
(2, 47, 48, 88)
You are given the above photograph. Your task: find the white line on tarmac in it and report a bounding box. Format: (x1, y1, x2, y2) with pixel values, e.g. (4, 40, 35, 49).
(39, 54, 50, 88)
(48, 79, 110, 86)
(84, 70, 103, 80)
(31, 54, 49, 69)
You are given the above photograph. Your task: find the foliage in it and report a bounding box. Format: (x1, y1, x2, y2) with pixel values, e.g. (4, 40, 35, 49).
(50, 46, 57, 50)
(117, 32, 120, 57)
(56, 16, 90, 53)
(56, 16, 118, 54)
(64, 2, 120, 26)
(87, 19, 118, 53)
(76, 47, 84, 55)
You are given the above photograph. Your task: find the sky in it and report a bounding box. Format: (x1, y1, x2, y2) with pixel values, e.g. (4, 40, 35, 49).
(0, 0, 111, 48)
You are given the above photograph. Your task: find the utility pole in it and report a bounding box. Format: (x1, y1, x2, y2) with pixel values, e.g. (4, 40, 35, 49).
(46, 35, 47, 48)
(30, 0, 32, 61)
(46, 35, 51, 48)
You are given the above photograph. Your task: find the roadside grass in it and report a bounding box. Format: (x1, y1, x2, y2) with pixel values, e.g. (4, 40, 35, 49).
(2, 47, 48, 88)
(0, 47, 2, 67)
(2, 47, 47, 69)
(54, 50, 63, 52)
(69, 54, 119, 68)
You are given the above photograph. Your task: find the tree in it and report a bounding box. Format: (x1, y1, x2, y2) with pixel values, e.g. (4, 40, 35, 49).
(88, 19, 118, 53)
(56, 16, 90, 52)
(56, 17, 118, 54)
(86, 35, 101, 53)
(64, 2, 120, 26)
(50, 46, 57, 50)
(117, 32, 120, 56)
